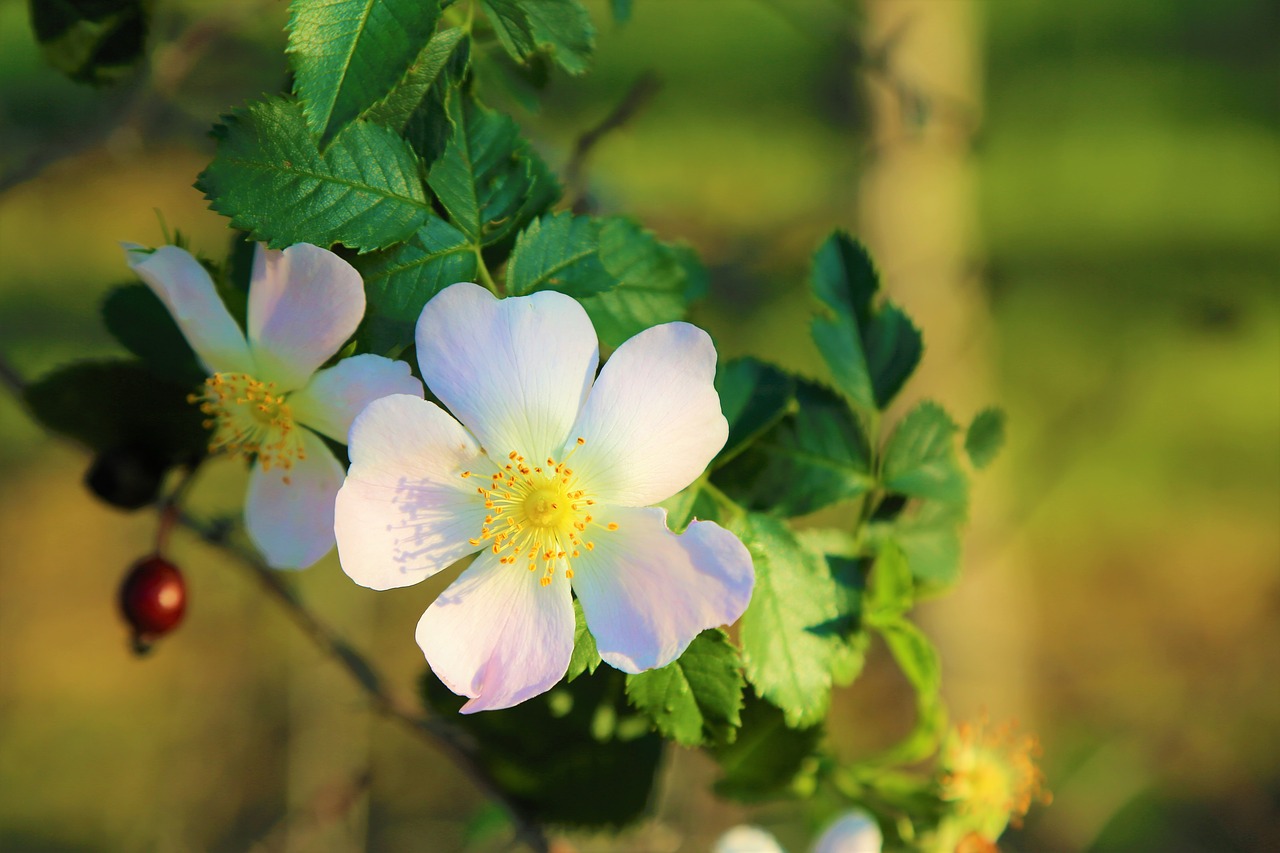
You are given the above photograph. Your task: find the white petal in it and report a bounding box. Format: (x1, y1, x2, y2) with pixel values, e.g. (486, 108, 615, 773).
(335, 395, 490, 591)
(568, 322, 727, 507)
(290, 354, 424, 443)
(123, 243, 253, 375)
(245, 429, 344, 570)
(417, 551, 574, 713)
(415, 282, 598, 465)
(571, 506, 754, 673)
(713, 825, 787, 853)
(247, 243, 365, 391)
(813, 811, 883, 853)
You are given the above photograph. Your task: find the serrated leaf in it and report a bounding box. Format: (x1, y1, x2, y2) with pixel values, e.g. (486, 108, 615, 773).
(714, 380, 872, 517)
(881, 400, 967, 506)
(30, 0, 149, 85)
(625, 629, 744, 747)
(288, 0, 441, 145)
(352, 216, 477, 355)
(481, 0, 594, 75)
(566, 599, 601, 682)
(101, 284, 203, 386)
(578, 217, 694, 348)
(713, 357, 797, 465)
(197, 96, 431, 252)
(361, 25, 466, 134)
(965, 407, 1006, 470)
(712, 689, 824, 802)
(24, 359, 208, 460)
(809, 232, 922, 412)
(734, 514, 854, 727)
(890, 499, 965, 593)
(505, 213, 614, 297)
(426, 90, 560, 246)
(422, 667, 661, 828)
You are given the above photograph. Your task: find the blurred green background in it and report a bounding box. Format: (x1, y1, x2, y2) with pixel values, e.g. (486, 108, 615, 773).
(1, 0, 1277, 850)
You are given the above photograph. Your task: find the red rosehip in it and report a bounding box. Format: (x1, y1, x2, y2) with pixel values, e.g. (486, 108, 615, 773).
(119, 555, 187, 653)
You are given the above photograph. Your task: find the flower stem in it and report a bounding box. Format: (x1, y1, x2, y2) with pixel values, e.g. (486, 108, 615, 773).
(474, 245, 501, 296)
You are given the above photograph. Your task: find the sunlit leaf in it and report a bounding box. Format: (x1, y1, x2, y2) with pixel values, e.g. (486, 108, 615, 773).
(625, 629, 744, 747)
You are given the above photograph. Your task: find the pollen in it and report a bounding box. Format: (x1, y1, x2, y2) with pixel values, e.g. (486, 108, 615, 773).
(458, 438, 615, 590)
(190, 372, 304, 476)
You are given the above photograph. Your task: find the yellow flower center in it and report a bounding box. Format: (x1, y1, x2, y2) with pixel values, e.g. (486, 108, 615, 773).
(939, 716, 1050, 835)
(189, 372, 306, 483)
(460, 438, 618, 588)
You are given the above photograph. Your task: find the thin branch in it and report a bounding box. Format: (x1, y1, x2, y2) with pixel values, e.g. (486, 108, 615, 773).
(177, 512, 551, 853)
(565, 72, 662, 210)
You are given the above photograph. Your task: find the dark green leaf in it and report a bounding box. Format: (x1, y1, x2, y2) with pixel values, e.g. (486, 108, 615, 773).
(712, 689, 824, 802)
(24, 359, 208, 461)
(714, 380, 872, 517)
(422, 667, 662, 828)
(480, 0, 594, 75)
(29, 0, 149, 85)
(625, 629, 744, 747)
(965, 406, 1006, 470)
(426, 90, 560, 246)
(733, 514, 856, 727)
(505, 213, 614, 297)
(363, 25, 468, 135)
(713, 357, 797, 466)
(197, 96, 431, 252)
(352, 216, 477, 355)
(881, 400, 967, 506)
(578, 217, 694, 348)
(101, 284, 203, 386)
(809, 232, 922, 411)
(566, 598, 601, 682)
(287, 0, 441, 145)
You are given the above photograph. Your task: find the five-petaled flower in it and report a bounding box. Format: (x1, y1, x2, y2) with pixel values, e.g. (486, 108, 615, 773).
(335, 282, 755, 712)
(124, 242, 423, 569)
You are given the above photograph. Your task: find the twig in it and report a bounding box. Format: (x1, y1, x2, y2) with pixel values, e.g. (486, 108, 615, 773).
(565, 72, 662, 209)
(177, 512, 551, 853)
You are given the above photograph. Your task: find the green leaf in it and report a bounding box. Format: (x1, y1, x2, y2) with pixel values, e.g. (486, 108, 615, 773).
(29, 0, 149, 85)
(481, 0, 595, 75)
(965, 407, 1006, 470)
(657, 482, 721, 533)
(809, 232, 922, 412)
(506, 213, 615, 298)
(352, 216, 477, 355)
(712, 689, 824, 802)
(426, 91, 560, 246)
(714, 380, 872, 517)
(287, 0, 441, 145)
(101, 284, 203, 386)
(714, 357, 797, 465)
(734, 514, 856, 727)
(566, 599, 601, 682)
(625, 629, 744, 747)
(864, 539, 912, 625)
(422, 667, 662, 828)
(198, 96, 431, 252)
(890, 499, 965, 592)
(24, 359, 208, 460)
(881, 400, 967, 506)
(363, 25, 468, 138)
(867, 617, 946, 764)
(578, 217, 695, 348)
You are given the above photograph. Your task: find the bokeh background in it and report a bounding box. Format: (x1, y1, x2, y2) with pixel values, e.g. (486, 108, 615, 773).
(1, 0, 1277, 850)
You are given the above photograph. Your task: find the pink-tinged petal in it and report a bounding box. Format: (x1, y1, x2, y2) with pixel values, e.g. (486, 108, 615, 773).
(123, 243, 253, 375)
(415, 282, 598, 465)
(336, 395, 491, 591)
(713, 826, 786, 853)
(245, 429, 344, 570)
(247, 243, 365, 391)
(571, 506, 753, 673)
(417, 552, 574, 713)
(290, 354, 424, 443)
(813, 811, 883, 853)
(568, 322, 727, 507)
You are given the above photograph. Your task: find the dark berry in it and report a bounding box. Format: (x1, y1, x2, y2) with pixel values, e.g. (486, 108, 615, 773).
(119, 555, 187, 653)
